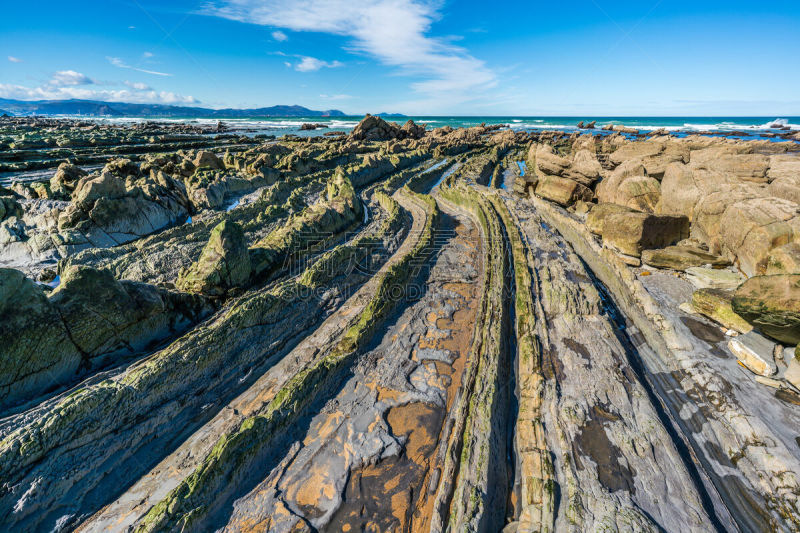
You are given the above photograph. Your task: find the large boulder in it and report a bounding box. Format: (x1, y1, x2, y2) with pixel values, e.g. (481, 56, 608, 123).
(193, 150, 225, 171)
(767, 173, 800, 204)
(350, 114, 401, 141)
(732, 274, 800, 344)
(601, 211, 689, 257)
(534, 174, 592, 207)
(49, 162, 88, 198)
(0, 268, 83, 407)
(177, 220, 251, 296)
(767, 155, 800, 182)
(718, 197, 800, 277)
(641, 244, 730, 271)
(534, 144, 571, 177)
(690, 187, 763, 254)
(0, 266, 211, 409)
(691, 288, 752, 334)
(691, 149, 769, 183)
(72, 171, 126, 208)
(766, 242, 800, 275)
(585, 203, 635, 235)
(597, 169, 661, 212)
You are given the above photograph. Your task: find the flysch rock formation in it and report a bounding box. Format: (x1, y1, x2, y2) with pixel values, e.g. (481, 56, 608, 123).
(1, 114, 800, 532)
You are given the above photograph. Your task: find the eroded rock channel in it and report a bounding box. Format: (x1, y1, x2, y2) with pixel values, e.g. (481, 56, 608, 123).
(2, 115, 800, 532)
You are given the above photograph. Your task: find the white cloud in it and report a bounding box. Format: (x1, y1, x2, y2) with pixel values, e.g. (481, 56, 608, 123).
(0, 82, 197, 105)
(107, 56, 172, 77)
(294, 56, 343, 72)
(142, 51, 154, 59)
(206, 0, 495, 98)
(319, 93, 352, 100)
(50, 70, 94, 86)
(284, 61, 292, 68)
(271, 30, 288, 41)
(8, 56, 22, 63)
(125, 80, 152, 90)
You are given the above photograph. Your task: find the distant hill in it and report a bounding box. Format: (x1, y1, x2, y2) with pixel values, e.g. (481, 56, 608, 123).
(0, 99, 346, 118)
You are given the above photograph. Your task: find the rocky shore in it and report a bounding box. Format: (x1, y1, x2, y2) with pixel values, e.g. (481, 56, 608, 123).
(1, 114, 800, 532)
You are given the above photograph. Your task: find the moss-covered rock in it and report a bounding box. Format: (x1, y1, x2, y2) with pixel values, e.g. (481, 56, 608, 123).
(176, 220, 251, 296)
(732, 274, 800, 344)
(691, 288, 752, 334)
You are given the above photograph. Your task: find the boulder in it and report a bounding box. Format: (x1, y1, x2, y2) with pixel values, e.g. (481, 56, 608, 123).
(0, 268, 83, 407)
(718, 197, 800, 277)
(691, 187, 763, 255)
(585, 203, 635, 235)
(350, 114, 401, 141)
(656, 163, 733, 220)
(691, 288, 752, 334)
(785, 356, 800, 390)
(599, 175, 661, 213)
(193, 150, 225, 171)
(766, 242, 800, 275)
(601, 212, 689, 257)
(534, 144, 571, 177)
(177, 220, 251, 296)
(685, 267, 745, 290)
(767, 173, 800, 205)
(693, 152, 769, 183)
(732, 275, 800, 345)
(641, 244, 730, 271)
(399, 119, 426, 139)
(72, 171, 126, 208)
(534, 175, 592, 207)
(563, 149, 601, 187)
(767, 156, 800, 183)
(728, 332, 778, 376)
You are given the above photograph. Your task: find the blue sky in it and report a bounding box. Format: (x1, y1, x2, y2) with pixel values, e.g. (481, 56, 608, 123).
(1, 0, 799, 115)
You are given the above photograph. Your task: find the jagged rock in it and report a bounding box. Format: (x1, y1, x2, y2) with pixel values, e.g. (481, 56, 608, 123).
(534, 174, 592, 207)
(728, 332, 778, 376)
(193, 150, 225, 171)
(601, 211, 689, 257)
(0, 265, 211, 409)
(685, 266, 745, 290)
(72, 171, 126, 208)
(691, 288, 752, 333)
(732, 274, 800, 344)
(0, 267, 83, 408)
(350, 114, 401, 141)
(0, 195, 22, 221)
(400, 119, 426, 139)
(177, 220, 251, 296)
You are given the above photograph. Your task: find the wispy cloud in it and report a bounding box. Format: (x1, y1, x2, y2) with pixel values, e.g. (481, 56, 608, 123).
(319, 93, 352, 100)
(107, 56, 172, 77)
(294, 56, 343, 72)
(50, 70, 94, 86)
(271, 30, 288, 41)
(205, 0, 495, 98)
(7, 56, 22, 63)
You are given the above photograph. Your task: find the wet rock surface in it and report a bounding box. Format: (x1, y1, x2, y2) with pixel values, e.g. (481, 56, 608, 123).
(2, 118, 800, 532)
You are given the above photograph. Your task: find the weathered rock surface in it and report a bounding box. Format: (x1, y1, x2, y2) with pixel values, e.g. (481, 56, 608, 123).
(733, 274, 800, 344)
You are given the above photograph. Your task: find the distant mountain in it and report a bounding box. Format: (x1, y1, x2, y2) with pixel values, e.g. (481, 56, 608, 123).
(0, 99, 346, 118)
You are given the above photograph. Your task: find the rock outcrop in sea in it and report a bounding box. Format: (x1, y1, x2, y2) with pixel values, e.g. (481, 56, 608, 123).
(1, 114, 800, 532)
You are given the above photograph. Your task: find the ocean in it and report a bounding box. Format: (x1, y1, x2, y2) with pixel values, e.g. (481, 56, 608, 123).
(83, 115, 800, 138)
